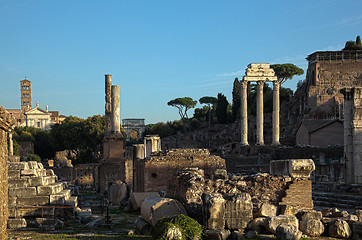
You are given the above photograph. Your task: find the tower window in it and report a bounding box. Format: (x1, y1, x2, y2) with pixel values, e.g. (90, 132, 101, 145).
(23, 94, 25, 98)
(27, 94, 29, 98)
(23, 102, 26, 105)
(26, 86, 29, 90)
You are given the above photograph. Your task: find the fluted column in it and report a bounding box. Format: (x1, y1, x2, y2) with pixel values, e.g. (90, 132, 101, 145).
(240, 80, 248, 145)
(105, 74, 112, 136)
(256, 80, 264, 145)
(111, 85, 120, 133)
(272, 81, 280, 145)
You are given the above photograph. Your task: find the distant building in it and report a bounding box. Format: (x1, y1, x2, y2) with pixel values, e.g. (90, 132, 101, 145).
(122, 118, 145, 141)
(7, 78, 66, 129)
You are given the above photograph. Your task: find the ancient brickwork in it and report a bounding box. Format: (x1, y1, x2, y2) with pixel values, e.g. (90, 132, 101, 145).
(0, 106, 15, 239)
(279, 179, 313, 210)
(135, 149, 226, 193)
(53, 163, 99, 188)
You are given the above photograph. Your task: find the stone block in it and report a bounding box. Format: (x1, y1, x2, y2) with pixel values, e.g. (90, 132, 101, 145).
(224, 193, 252, 230)
(130, 192, 160, 210)
(8, 178, 28, 188)
(17, 196, 50, 206)
(37, 162, 44, 169)
(65, 196, 78, 207)
(37, 182, 63, 195)
(8, 170, 20, 180)
(270, 159, 315, 179)
(13, 207, 55, 217)
(328, 219, 352, 238)
(46, 169, 55, 176)
(76, 207, 92, 223)
(9, 187, 37, 198)
(299, 219, 324, 237)
(135, 217, 153, 235)
(202, 193, 225, 230)
(21, 169, 38, 176)
(265, 215, 299, 234)
(110, 181, 128, 205)
(8, 197, 17, 207)
(255, 202, 277, 217)
(28, 161, 39, 169)
(7, 218, 27, 229)
(50, 189, 71, 205)
(276, 224, 302, 240)
(356, 209, 362, 222)
(36, 218, 64, 231)
(8, 162, 29, 171)
(141, 197, 187, 227)
(203, 229, 230, 240)
(296, 210, 322, 221)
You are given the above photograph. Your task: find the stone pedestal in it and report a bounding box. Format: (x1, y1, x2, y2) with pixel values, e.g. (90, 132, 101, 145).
(103, 133, 124, 160)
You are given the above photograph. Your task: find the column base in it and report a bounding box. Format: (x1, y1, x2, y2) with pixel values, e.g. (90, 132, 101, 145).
(272, 142, 281, 146)
(256, 142, 264, 146)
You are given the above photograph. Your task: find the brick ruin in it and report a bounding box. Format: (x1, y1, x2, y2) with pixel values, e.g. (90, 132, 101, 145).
(0, 106, 15, 239)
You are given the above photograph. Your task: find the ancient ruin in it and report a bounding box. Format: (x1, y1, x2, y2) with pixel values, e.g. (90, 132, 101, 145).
(241, 63, 279, 145)
(122, 118, 146, 141)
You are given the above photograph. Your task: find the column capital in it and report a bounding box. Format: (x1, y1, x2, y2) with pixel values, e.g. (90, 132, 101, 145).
(273, 81, 280, 90)
(256, 80, 265, 86)
(241, 80, 248, 87)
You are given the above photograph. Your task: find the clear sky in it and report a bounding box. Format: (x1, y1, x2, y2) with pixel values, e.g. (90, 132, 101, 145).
(1, 0, 362, 124)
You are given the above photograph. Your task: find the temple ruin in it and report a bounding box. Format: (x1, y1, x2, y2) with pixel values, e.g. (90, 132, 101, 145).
(240, 63, 280, 145)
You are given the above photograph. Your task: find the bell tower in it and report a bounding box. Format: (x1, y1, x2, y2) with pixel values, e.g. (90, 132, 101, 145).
(20, 78, 32, 113)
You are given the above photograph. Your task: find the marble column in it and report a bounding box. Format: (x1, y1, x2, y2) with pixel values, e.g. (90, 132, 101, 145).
(272, 81, 281, 145)
(8, 132, 13, 156)
(105, 75, 112, 136)
(256, 81, 264, 145)
(241, 80, 248, 145)
(111, 85, 120, 133)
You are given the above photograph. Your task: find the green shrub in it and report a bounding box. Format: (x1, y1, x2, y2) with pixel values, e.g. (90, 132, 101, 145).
(28, 153, 41, 162)
(152, 214, 203, 240)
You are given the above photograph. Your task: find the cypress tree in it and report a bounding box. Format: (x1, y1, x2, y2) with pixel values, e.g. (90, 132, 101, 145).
(231, 78, 241, 122)
(216, 93, 228, 124)
(356, 35, 361, 46)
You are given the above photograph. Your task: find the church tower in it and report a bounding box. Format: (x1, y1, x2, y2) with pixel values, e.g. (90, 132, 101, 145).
(20, 78, 32, 113)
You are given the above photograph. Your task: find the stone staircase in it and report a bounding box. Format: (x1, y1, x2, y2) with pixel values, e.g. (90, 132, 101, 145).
(7, 160, 78, 229)
(313, 191, 362, 211)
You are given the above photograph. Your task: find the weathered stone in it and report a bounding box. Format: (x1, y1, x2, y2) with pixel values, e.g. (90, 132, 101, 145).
(28, 161, 39, 169)
(8, 162, 29, 170)
(296, 210, 322, 221)
(328, 219, 352, 239)
(352, 221, 362, 240)
(76, 207, 92, 223)
(141, 197, 187, 227)
(244, 230, 257, 239)
(343, 214, 359, 222)
(213, 169, 228, 180)
(36, 218, 64, 230)
(21, 169, 38, 176)
(224, 193, 252, 230)
(37, 182, 63, 195)
(356, 209, 362, 222)
(17, 196, 50, 206)
(278, 205, 298, 216)
(229, 230, 243, 240)
(265, 215, 299, 234)
(332, 210, 349, 218)
(8, 178, 28, 188)
(270, 159, 315, 179)
(7, 218, 27, 229)
(202, 193, 225, 230)
(8, 197, 17, 207)
(130, 192, 160, 210)
(256, 202, 277, 217)
(135, 217, 152, 235)
(8, 170, 20, 179)
(299, 219, 324, 237)
(109, 181, 127, 205)
(46, 169, 55, 176)
(322, 207, 339, 217)
(164, 225, 183, 240)
(276, 224, 302, 240)
(13, 207, 55, 217)
(250, 217, 266, 232)
(203, 229, 230, 240)
(9, 187, 37, 198)
(50, 189, 71, 205)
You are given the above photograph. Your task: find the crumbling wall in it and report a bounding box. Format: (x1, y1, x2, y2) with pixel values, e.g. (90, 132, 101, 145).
(136, 149, 226, 193)
(53, 163, 99, 188)
(0, 107, 15, 239)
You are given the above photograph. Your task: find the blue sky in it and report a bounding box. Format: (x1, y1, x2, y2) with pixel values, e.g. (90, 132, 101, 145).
(1, 0, 362, 124)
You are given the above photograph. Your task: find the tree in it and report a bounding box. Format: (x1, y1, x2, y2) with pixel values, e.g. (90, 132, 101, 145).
(216, 93, 228, 124)
(167, 97, 197, 120)
(231, 78, 241, 122)
(199, 96, 217, 126)
(357, 35, 361, 46)
(270, 63, 304, 85)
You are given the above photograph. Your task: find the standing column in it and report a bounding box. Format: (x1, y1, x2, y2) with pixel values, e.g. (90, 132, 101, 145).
(105, 75, 112, 135)
(272, 81, 281, 145)
(256, 81, 264, 145)
(8, 132, 13, 156)
(240, 80, 248, 145)
(111, 85, 120, 133)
